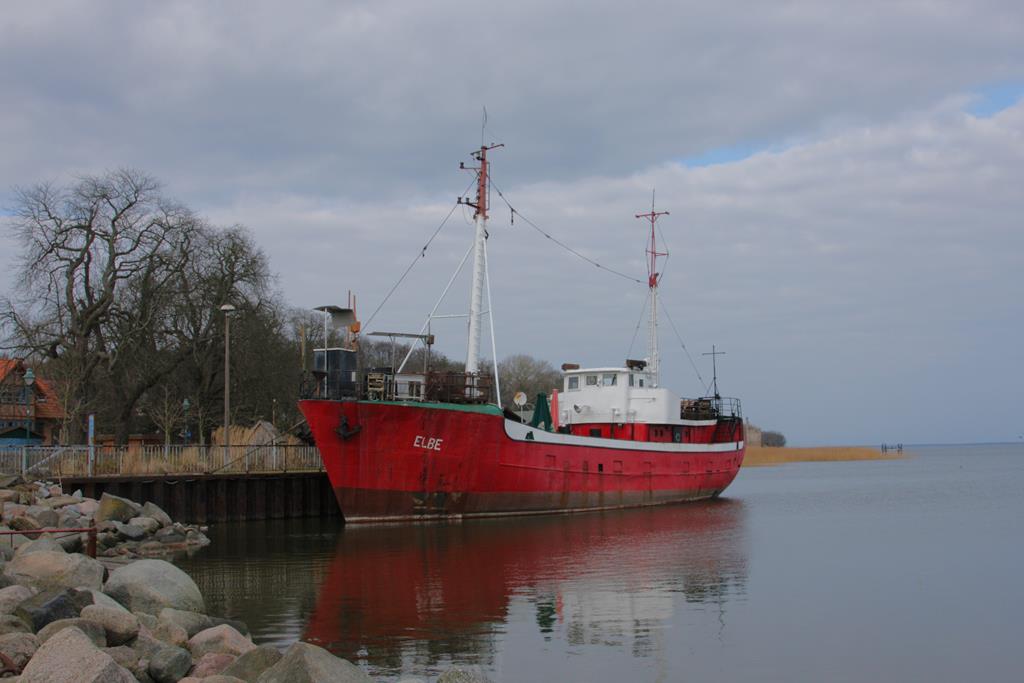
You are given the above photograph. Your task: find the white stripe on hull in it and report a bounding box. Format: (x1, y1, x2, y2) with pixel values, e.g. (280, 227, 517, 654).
(503, 418, 744, 453)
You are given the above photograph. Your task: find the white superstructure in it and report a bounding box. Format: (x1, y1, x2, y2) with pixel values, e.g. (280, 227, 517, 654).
(558, 366, 710, 427)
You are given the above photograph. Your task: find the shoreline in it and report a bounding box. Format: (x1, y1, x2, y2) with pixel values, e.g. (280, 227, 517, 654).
(743, 445, 902, 467)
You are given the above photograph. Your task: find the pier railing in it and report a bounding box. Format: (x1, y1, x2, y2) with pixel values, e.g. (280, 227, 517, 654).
(0, 444, 323, 479)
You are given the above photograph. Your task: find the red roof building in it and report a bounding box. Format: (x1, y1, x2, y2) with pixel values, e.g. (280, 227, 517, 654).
(0, 359, 66, 445)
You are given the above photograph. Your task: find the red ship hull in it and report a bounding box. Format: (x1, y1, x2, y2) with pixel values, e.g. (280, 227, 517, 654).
(299, 399, 745, 522)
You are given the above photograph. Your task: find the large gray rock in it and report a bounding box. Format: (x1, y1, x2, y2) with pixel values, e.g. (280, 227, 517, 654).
(255, 642, 373, 683)
(103, 645, 149, 681)
(141, 502, 173, 528)
(85, 588, 131, 613)
(0, 631, 38, 670)
(158, 607, 216, 637)
(0, 584, 34, 615)
(40, 495, 80, 510)
(98, 531, 120, 549)
(148, 644, 193, 683)
(76, 498, 99, 517)
(154, 526, 186, 544)
(2, 503, 28, 521)
(191, 651, 237, 677)
(104, 559, 205, 615)
(188, 624, 255, 659)
(14, 588, 91, 631)
(56, 533, 83, 553)
(129, 516, 161, 535)
(19, 625, 135, 683)
(23, 506, 58, 528)
(3, 549, 104, 591)
(13, 535, 64, 557)
(80, 604, 139, 645)
(186, 528, 211, 546)
(0, 613, 31, 635)
(130, 632, 167, 661)
(57, 507, 82, 526)
(9, 515, 42, 532)
(94, 493, 142, 524)
(138, 611, 188, 648)
(112, 521, 148, 542)
(37, 616, 107, 647)
(204, 676, 248, 683)
(222, 644, 282, 682)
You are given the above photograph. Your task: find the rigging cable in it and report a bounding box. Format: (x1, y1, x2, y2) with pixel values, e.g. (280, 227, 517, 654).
(626, 289, 651, 359)
(363, 177, 477, 329)
(489, 178, 645, 285)
(660, 303, 710, 394)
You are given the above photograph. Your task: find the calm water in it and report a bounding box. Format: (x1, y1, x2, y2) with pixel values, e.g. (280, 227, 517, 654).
(176, 444, 1024, 682)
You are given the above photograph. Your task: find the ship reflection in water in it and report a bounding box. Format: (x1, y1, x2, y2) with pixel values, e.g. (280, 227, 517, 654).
(302, 499, 748, 678)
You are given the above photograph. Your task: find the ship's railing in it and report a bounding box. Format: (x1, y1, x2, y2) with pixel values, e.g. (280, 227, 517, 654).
(424, 371, 494, 404)
(0, 444, 323, 478)
(300, 369, 494, 405)
(680, 396, 742, 421)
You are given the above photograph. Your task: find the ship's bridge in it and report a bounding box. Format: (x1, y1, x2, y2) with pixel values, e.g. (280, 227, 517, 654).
(559, 366, 691, 426)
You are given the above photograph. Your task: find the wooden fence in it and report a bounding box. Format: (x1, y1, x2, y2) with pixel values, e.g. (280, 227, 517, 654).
(0, 444, 323, 479)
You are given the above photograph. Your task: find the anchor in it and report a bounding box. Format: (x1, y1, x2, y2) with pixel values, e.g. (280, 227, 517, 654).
(336, 415, 362, 440)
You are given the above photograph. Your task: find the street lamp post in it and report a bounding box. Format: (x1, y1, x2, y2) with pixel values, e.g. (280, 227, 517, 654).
(182, 397, 191, 445)
(23, 368, 35, 444)
(220, 304, 236, 467)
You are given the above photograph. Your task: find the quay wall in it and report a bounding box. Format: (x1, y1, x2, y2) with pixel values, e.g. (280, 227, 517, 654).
(59, 471, 341, 524)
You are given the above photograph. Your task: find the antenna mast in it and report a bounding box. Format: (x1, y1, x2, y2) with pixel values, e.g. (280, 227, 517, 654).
(703, 345, 726, 398)
(459, 143, 503, 374)
(635, 193, 669, 387)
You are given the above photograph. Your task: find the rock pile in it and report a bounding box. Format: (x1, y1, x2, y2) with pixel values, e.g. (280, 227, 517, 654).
(0, 479, 494, 683)
(0, 476, 209, 559)
(0, 543, 493, 682)
(0, 546, 262, 682)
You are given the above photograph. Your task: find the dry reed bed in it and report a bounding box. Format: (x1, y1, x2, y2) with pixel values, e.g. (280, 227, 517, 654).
(743, 445, 902, 467)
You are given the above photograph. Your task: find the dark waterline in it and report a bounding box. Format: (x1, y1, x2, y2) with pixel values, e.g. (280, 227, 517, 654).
(176, 444, 1024, 682)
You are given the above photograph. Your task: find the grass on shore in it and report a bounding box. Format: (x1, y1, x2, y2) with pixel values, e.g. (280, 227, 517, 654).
(743, 445, 902, 467)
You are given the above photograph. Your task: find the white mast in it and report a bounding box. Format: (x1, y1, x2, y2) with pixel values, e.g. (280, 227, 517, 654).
(463, 144, 502, 374)
(649, 276, 660, 385)
(465, 212, 486, 373)
(636, 197, 669, 387)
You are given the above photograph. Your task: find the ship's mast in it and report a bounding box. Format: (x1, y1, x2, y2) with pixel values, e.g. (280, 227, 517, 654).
(635, 197, 669, 387)
(461, 143, 503, 374)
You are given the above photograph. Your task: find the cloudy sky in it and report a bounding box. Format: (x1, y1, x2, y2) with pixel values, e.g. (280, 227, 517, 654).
(2, 1, 1022, 445)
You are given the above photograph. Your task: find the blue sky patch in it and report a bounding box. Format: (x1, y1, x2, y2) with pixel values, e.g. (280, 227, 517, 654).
(967, 82, 1024, 117)
(682, 142, 766, 168)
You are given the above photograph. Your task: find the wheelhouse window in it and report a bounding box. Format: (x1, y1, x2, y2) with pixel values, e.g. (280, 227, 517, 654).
(567, 376, 580, 391)
(585, 375, 598, 386)
(602, 373, 617, 387)
(628, 374, 634, 387)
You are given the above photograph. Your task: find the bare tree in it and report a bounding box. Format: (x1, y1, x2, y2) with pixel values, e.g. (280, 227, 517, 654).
(497, 354, 561, 408)
(3, 170, 279, 444)
(142, 385, 185, 447)
(2, 170, 200, 440)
